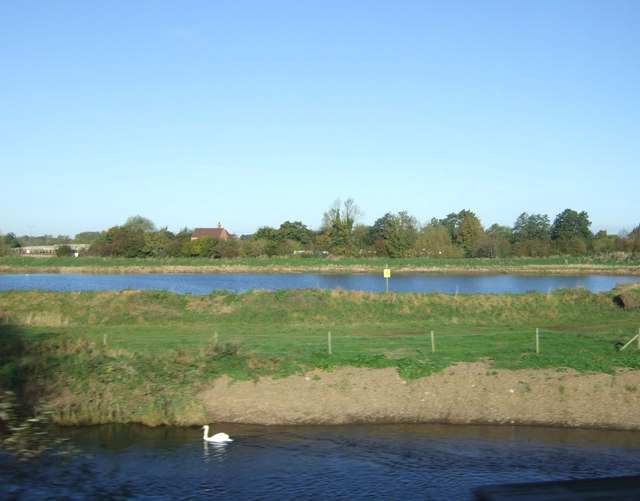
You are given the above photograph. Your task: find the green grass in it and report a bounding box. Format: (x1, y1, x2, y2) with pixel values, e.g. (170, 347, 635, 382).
(1, 284, 639, 425)
(2, 286, 639, 372)
(2, 254, 640, 272)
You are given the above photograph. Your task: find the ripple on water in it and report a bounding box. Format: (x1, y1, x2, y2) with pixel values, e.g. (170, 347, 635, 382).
(2, 424, 640, 500)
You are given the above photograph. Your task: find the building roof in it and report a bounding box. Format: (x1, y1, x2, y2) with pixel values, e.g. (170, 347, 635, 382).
(191, 225, 229, 240)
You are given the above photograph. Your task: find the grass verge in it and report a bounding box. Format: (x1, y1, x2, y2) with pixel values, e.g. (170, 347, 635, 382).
(1, 255, 639, 274)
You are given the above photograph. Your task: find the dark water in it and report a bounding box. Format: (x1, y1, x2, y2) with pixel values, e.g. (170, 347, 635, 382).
(2, 424, 640, 500)
(0, 273, 637, 294)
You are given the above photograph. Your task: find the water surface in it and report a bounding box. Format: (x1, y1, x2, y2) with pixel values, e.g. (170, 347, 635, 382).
(2, 423, 640, 500)
(0, 273, 637, 294)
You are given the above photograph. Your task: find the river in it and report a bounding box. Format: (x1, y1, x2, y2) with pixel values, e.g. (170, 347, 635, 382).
(0, 273, 637, 294)
(2, 423, 640, 500)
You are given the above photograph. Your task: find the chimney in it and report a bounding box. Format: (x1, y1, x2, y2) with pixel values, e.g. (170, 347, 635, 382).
(218, 222, 221, 229)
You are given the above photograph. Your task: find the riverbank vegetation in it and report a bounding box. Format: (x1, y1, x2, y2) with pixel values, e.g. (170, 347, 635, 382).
(1, 283, 639, 426)
(3, 205, 640, 260)
(1, 255, 640, 276)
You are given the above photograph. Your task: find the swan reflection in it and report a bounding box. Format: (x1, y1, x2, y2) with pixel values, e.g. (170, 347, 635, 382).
(203, 440, 232, 463)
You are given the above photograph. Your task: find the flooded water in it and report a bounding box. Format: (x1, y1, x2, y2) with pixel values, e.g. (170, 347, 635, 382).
(0, 273, 637, 295)
(2, 424, 640, 500)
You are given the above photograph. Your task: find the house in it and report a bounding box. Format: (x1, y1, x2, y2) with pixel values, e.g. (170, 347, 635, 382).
(191, 223, 230, 241)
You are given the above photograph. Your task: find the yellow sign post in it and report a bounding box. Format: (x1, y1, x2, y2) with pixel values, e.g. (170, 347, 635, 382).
(383, 266, 391, 292)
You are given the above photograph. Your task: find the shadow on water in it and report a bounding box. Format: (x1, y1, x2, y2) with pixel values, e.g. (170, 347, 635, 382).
(0, 324, 76, 461)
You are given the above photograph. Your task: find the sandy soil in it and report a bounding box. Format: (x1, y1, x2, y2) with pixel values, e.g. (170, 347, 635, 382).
(199, 362, 640, 430)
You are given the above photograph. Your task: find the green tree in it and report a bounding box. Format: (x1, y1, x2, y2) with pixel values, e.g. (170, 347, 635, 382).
(55, 244, 75, 257)
(321, 198, 362, 255)
(212, 237, 241, 258)
(252, 227, 279, 256)
(626, 224, 640, 253)
(313, 233, 332, 253)
(412, 224, 462, 258)
(593, 231, 624, 254)
(143, 228, 174, 257)
(243, 238, 270, 257)
(455, 212, 484, 257)
(550, 209, 593, 254)
(182, 237, 216, 257)
(164, 228, 192, 257)
(278, 221, 312, 245)
(478, 224, 513, 258)
(3, 233, 21, 248)
(351, 224, 374, 252)
(438, 210, 475, 239)
(111, 231, 145, 258)
(122, 215, 156, 233)
(74, 231, 101, 244)
(511, 213, 550, 242)
(88, 217, 158, 257)
(370, 211, 419, 258)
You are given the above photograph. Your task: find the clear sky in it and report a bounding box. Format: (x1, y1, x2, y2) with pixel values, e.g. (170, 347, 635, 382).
(2, 1, 639, 238)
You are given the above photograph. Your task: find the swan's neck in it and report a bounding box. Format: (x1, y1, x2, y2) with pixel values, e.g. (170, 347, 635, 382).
(203, 425, 210, 439)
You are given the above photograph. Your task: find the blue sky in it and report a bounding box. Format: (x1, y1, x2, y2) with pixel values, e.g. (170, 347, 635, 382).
(2, 1, 638, 238)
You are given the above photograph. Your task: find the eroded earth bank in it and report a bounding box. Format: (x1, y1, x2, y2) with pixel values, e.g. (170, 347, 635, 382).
(199, 362, 640, 430)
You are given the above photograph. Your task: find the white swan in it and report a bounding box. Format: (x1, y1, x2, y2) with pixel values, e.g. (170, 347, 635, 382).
(202, 425, 233, 443)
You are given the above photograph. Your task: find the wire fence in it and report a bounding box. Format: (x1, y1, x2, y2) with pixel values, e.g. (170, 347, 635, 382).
(196, 326, 640, 361)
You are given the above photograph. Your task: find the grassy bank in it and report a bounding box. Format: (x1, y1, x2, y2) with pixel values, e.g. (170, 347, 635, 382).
(1, 283, 639, 426)
(1, 255, 639, 275)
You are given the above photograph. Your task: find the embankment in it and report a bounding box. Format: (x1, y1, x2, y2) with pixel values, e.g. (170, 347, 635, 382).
(45, 362, 640, 430)
(198, 363, 640, 430)
(2, 284, 639, 431)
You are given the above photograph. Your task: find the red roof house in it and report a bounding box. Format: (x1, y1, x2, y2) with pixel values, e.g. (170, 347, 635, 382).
(191, 223, 230, 241)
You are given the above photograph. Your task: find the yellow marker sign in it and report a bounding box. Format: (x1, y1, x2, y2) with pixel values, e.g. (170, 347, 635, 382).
(383, 268, 391, 278)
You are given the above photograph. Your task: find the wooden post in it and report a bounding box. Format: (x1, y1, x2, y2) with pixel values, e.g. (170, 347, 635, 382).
(214, 331, 218, 344)
(431, 330, 435, 353)
(619, 332, 640, 352)
(103, 333, 107, 348)
(328, 331, 332, 355)
(536, 328, 540, 354)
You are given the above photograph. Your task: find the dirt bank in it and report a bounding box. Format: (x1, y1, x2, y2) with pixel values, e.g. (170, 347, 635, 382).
(199, 362, 640, 430)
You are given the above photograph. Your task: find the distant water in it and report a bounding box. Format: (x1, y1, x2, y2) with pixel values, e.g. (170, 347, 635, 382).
(2, 423, 640, 500)
(0, 273, 637, 294)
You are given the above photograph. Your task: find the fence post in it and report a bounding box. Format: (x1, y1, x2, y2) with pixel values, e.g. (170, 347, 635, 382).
(536, 328, 540, 354)
(431, 330, 435, 353)
(328, 331, 332, 355)
(214, 331, 218, 344)
(103, 333, 108, 348)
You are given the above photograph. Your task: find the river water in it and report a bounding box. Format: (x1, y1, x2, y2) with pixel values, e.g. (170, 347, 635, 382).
(2, 423, 640, 500)
(0, 273, 637, 294)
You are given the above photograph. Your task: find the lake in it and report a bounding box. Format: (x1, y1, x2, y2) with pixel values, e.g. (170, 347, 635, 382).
(0, 273, 637, 294)
(2, 423, 640, 500)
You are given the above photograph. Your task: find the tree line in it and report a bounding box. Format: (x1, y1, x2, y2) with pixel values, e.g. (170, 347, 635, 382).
(2, 201, 640, 259)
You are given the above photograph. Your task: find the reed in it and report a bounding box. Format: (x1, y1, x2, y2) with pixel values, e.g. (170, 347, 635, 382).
(2, 254, 639, 274)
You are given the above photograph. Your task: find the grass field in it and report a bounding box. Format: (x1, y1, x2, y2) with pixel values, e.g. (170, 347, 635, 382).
(1, 283, 639, 425)
(2, 285, 640, 374)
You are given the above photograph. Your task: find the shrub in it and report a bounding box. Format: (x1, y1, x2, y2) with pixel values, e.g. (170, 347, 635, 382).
(55, 245, 75, 257)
